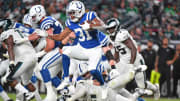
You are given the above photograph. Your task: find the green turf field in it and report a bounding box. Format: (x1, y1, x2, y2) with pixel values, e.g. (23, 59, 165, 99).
(0, 93, 179, 101)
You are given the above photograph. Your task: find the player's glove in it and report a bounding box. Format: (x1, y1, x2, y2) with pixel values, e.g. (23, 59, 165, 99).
(79, 21, 90, 30)
(35, 29, 48, 37)
(109, 69, 119, 80)
(9, 61, 15, 72)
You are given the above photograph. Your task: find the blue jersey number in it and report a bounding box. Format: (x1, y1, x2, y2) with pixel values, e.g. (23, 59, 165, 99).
(74, 28, 92, 41)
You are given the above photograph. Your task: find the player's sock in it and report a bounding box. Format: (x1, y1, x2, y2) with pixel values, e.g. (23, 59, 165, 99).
(15, 83, 28, 93)
(31, 74, 37, 84)
(62, 54, 70, 79)
(90, 70, 104, 85)
(51, 76, 61, 88)
(0, 85, 11, 101)
(145, 81, 157, 91)
(40, 68, 51, 83)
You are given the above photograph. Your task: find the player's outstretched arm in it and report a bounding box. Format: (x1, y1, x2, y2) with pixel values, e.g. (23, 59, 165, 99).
(90, 17, 106, 30)
(48, 27, 72, 41)
(123, 38, 137, 64)
(5, 35, 15, 62)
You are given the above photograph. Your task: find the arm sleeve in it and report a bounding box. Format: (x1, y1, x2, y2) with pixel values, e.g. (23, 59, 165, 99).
(88, 11, 98, 21)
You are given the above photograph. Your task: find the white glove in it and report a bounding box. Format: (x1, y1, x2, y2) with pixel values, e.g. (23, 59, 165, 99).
(35, 29, 48, 37)
(36, 50, 47, 58)
(109, 69, 119, 80)
(79, 21, 90, 30)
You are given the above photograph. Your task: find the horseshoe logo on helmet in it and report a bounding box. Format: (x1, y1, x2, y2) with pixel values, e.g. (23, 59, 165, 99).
(35, 6, 41, 13)
(76, 2, 82, 9)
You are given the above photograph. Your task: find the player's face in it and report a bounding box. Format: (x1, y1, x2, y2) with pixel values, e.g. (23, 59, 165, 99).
(67, 10, 79, 22)
(107, 27, 115, 34)
(31, 15, 37, 23)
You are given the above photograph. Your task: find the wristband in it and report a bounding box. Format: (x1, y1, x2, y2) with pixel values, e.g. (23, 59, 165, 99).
(10, 60, 15, 65)
(59, 43, 65, 49)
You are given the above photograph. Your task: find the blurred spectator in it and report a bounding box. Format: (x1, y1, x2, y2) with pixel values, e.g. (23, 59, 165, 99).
(155, 37, 176, 97)
(126, 1, 139, 16)
(171, 28, 180, 40)
(151, 0, 162, 25)
(172, 44, 180, 98)
(141, 40, 156, 80)
(135, 27, 146, 40)
(164, 24, 174, 39)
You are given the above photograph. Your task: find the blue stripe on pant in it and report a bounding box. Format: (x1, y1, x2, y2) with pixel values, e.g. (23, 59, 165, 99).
(40, 52, 61, 83)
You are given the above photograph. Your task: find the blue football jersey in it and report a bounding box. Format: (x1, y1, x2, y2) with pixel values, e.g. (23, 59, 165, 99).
(98, 31, 109, 47)
(65, 11, 104, 49)
(13, 23, 35, 34)
(39, 16, 63, 48)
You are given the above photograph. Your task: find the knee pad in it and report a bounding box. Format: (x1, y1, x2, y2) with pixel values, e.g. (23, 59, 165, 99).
(31, 75, 37, 84)
(40, 68, 51, 83)
(51, 76, 61, 88)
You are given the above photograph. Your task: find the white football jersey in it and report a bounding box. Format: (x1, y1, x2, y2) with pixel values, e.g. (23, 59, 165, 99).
(114, 29, 143, 66)
(0, 29, 36, 61)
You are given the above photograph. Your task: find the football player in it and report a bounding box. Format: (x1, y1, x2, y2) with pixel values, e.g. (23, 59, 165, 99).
(29, 5, 68, 101)
(106, 18, 160, 100)
(44, 0, 109, 87)
(0, 19, 37, 101)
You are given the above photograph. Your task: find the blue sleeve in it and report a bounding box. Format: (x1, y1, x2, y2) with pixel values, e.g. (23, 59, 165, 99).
(13, 23, 21, 29)
(87, 11, 97, 21)
(41, 21, 53, 30)
(29, 28, 35, 34)
(65, 19, 74, 31)
(98, 32, 109, 46)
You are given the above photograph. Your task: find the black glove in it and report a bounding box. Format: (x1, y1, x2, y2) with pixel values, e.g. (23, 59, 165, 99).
(9, 61, 15, 72)
(111, 65, 116, 69)
(9, 64, 15, 72)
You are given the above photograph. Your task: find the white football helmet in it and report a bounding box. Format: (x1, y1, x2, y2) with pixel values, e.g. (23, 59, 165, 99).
(22, 14, 32, 27)
(29, 5, 46, 23)
(66, 1, 85, 22)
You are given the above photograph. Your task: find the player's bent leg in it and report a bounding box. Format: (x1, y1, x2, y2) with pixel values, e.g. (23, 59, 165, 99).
(109, 89, 131, 101)
(135, 72, 145, 89)
(145, 81, 160, 100)
(0, 85, 12, 101)
(108, 70, 135, 89)
(38, 48, 62, 101)
(87, 47, 104, 85)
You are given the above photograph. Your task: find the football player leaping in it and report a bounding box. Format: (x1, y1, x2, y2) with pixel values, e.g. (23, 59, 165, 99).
(106, 18, 160, 100)
(42, 0, 110, 87)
